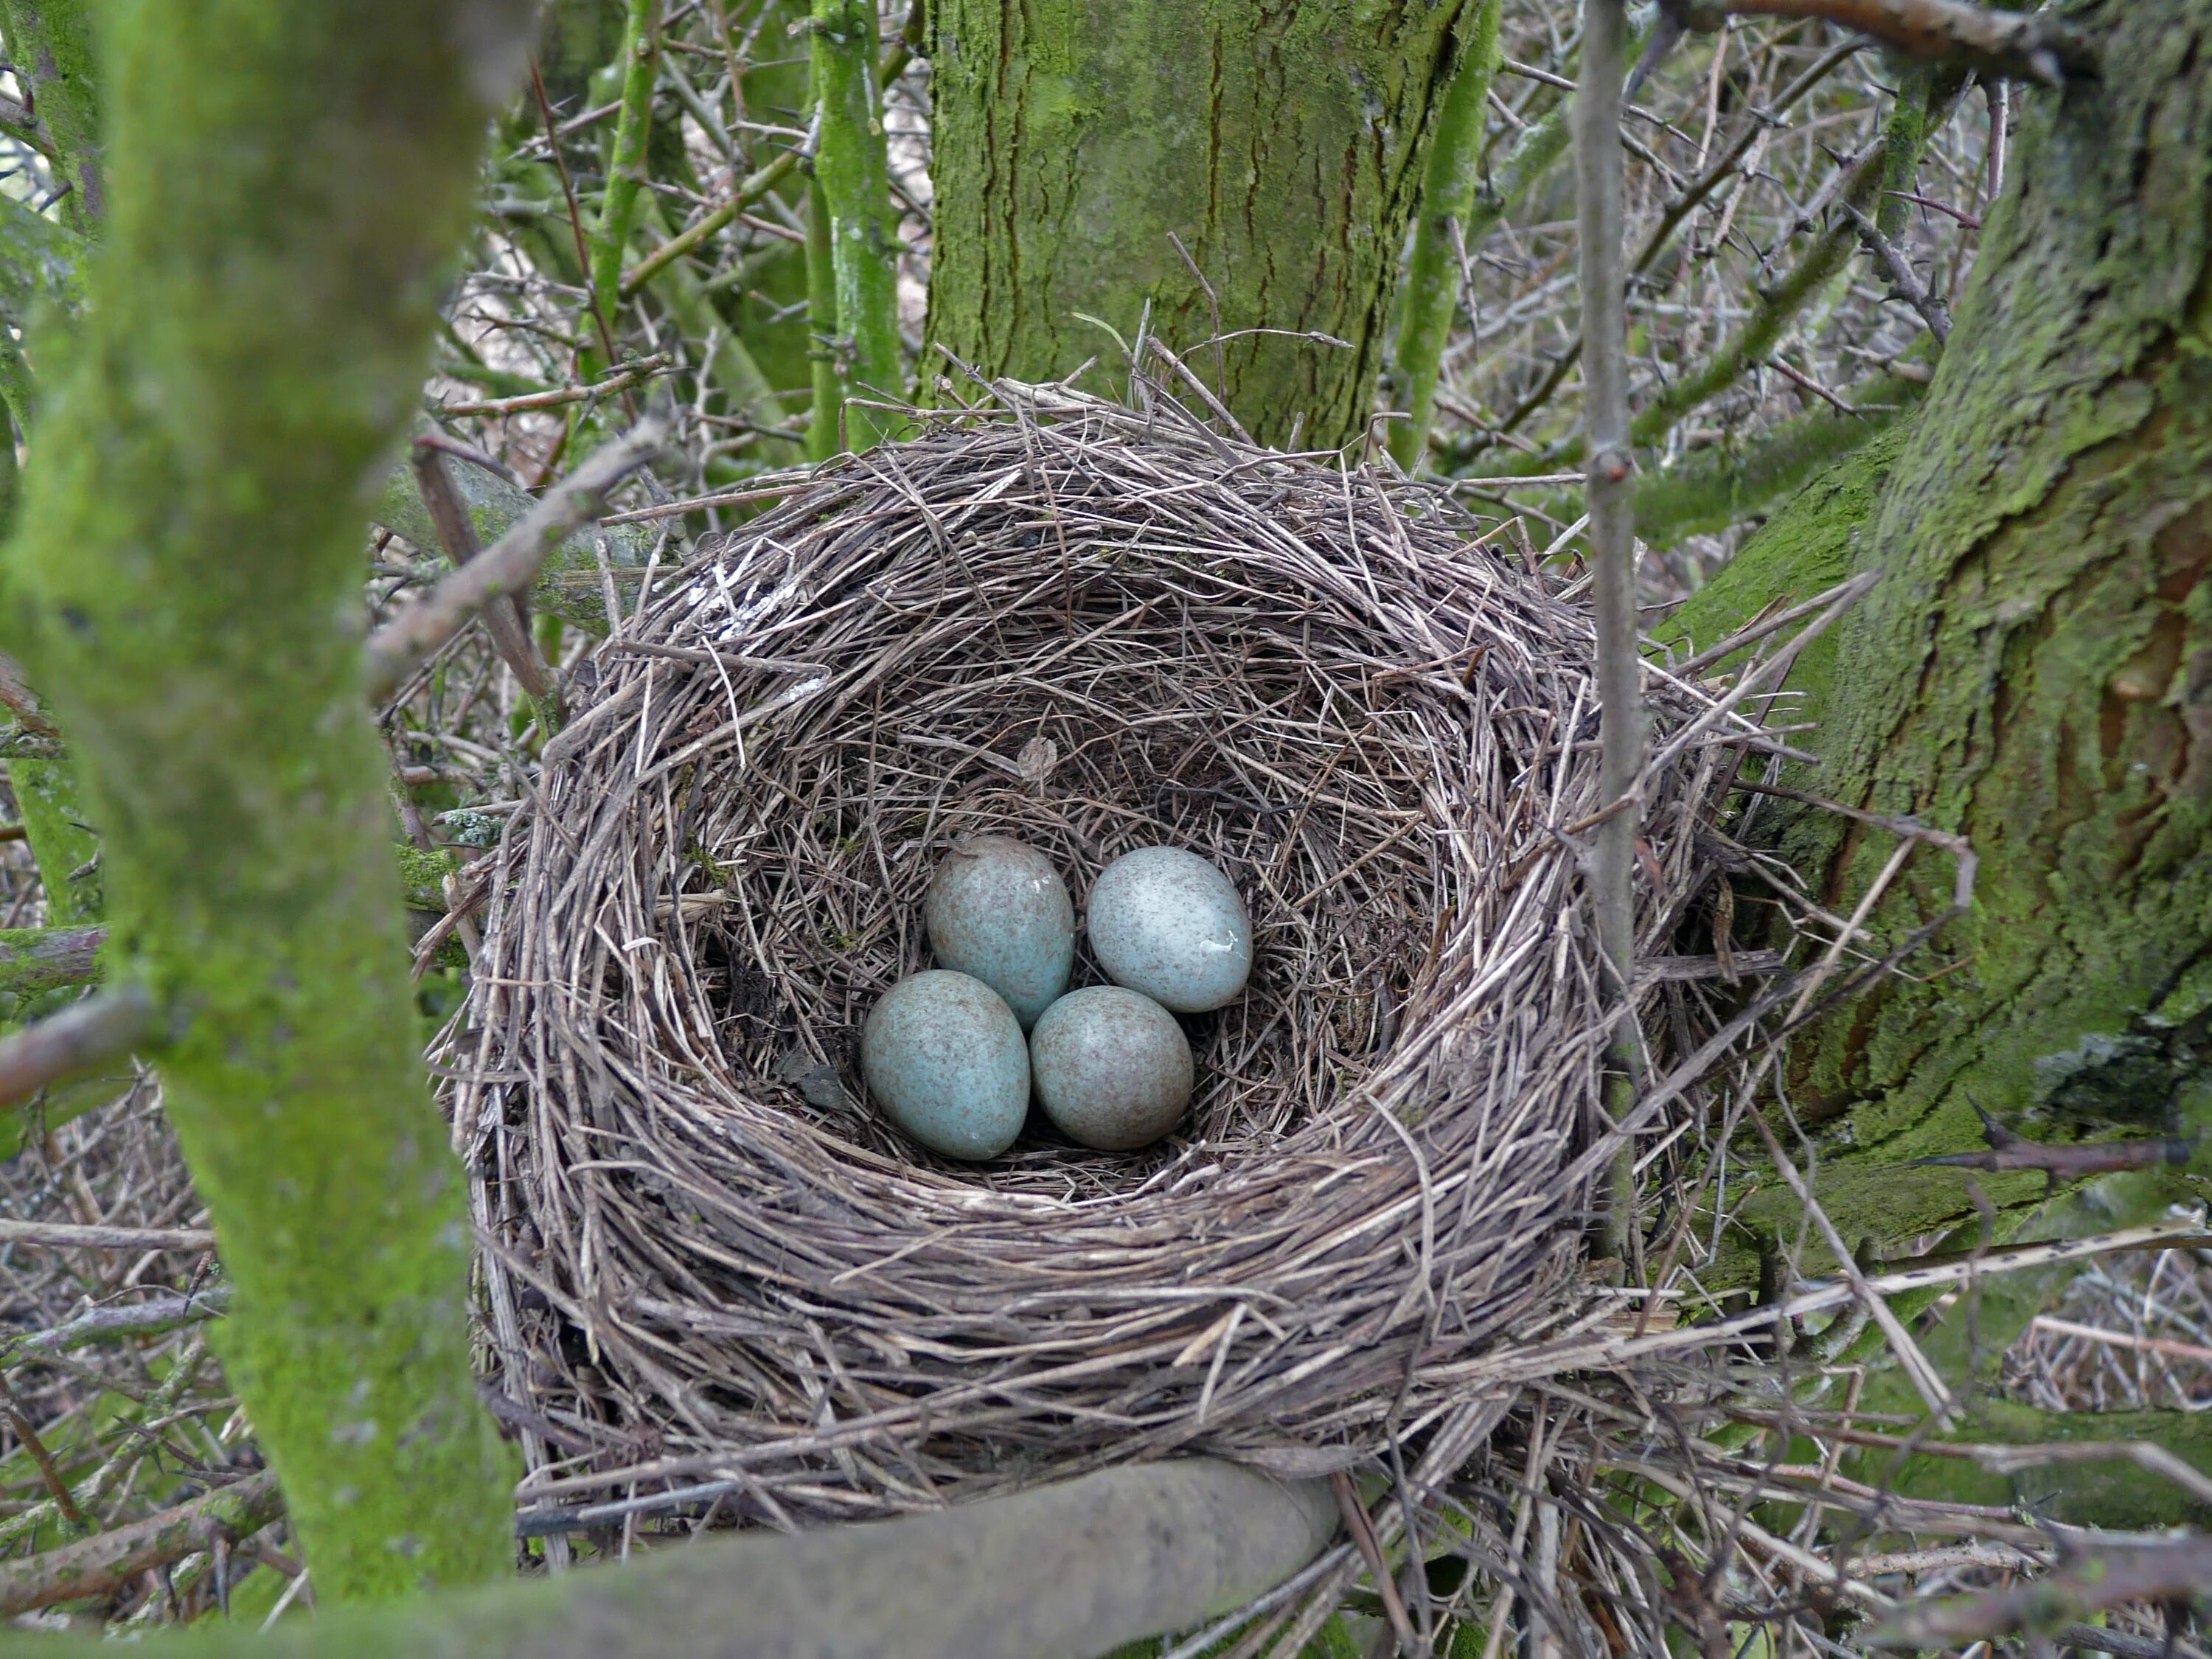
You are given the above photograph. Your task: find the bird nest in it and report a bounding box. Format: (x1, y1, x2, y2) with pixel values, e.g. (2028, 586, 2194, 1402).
(448, 386, 1776, 1528)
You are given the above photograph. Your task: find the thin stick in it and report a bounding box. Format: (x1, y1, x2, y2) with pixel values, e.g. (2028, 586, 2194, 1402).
(0, 984, 154, 1110)
(1575, 0, 1641, 1267)
(0, 1219, 214, 1252)
(366, 418, 667, 703)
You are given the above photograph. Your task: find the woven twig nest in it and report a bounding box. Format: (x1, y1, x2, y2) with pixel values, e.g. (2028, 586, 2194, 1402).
(454, 386, 1755, 1525)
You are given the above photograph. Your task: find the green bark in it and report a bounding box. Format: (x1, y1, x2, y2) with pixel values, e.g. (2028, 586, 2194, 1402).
(0, 0, 101, 230)
(0, 0, 523, 1603)
(926, 0, 1475, 451)
(1387, 0, 1504, 471)
(806, 171, 842, 461)
(1670, 0, 2212, 1266)
(809, 0, 904, 445)
(0, 922, 101, 995)
(1634, 372, 1925, 552)
(588, 0, 658, 359)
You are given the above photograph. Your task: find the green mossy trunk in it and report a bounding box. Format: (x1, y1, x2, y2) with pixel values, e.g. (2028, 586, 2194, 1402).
(1, 0, 523, 1602)
(925, 0, 1473, 451)
(1670, 0, 2212, 1265)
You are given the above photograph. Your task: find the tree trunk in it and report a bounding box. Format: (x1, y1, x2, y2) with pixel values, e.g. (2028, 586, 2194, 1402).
(1, 0, 526, 1601)
(925, 0, 1474, 451)
(1670, 0, 2212, 1265)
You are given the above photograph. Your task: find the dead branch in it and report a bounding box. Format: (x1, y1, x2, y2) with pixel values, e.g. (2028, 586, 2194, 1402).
(0, 1467, 281, 1617)
(1709, 0, 2093, 86)
(0, 985, 156, 1110)
(364, 416, 667, 703)
(1910, 1096, 2196, 1183)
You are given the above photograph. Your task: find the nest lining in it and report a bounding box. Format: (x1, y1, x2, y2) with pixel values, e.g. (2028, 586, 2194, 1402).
(453, 387, 1764, 1523)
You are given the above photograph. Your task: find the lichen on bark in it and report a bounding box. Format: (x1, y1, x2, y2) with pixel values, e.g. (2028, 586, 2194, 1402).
(1670, 0, 2212, 1267)
(925, 0, 1475, 451)
(0, 0, 525, 1601)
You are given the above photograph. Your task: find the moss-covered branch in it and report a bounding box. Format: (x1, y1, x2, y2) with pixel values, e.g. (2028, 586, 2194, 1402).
(587, 0, 659, 363)
(0, 1461, 1333, 1659)
(0, 1470, 282, 1618)
(809, 0, 904, 448)
(1386, 0, 1504, 471)
(1, 0, 526, 1601)
(0, 0, 101, 229)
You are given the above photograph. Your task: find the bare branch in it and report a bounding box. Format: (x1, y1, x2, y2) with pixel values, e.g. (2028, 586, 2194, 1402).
(407, 442, 563, 726)
(365, 417, 667, 704)
(1841, 198, 1952, 342)
(1576, 0, 1644, 1268)
(1713, 0, 2093, 86)
(0, 984, 155, 1110)
(1871, 1534, 2212, 1649)
(0, 1468, 282, 1617)
(0, 1217, 214, 1252)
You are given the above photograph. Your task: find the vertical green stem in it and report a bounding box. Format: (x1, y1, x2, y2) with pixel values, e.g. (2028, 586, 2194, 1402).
(588, 0, 659, 368)
(2, 0, 521, 1599)
(1388, 0, 1504, 473)
(1575, 0, 1641, 1267)
(809, 0, 903, 448)
(805, 171, 842, 460)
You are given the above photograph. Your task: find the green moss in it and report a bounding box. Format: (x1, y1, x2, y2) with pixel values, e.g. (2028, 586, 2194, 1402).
(1778, 0, 2212, 1195)
(925, 0, 1475, 450)
(1635, 375, 1927, 552)
(1, 0, 519, 1601)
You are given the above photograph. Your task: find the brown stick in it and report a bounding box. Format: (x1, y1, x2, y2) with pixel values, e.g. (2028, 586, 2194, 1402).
(0, 1218, 215, 1253)
(408, 443, 560, 711)
(1908, 1096, 2195, 1183)
(365, 417, 667, 703)
(0, 985, 156, 1110)
(1716, 0, 2092, 86)
(0, 1469, 282, 1616)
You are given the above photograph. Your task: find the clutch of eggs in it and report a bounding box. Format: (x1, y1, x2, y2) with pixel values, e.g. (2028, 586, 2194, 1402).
(857, 836, 1248, 1160)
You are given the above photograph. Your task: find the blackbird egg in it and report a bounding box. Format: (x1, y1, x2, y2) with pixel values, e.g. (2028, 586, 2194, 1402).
(1085, 846, 1251, 1012)
(861, 970, 1031, 1160)
(925, 835, 1075, 1030)
(1029, 986, 1194, 1152)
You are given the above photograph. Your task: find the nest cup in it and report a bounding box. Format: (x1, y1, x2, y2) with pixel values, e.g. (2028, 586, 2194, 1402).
(456, 389, 1741, 1524)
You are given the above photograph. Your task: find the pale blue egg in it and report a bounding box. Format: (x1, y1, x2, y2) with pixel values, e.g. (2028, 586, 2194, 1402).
(925, 835, 1075, 1029)
(1085, 846, 1251, 1012)
(861, 970, 1031, 1160)
(1029, 986, 1194, 1151)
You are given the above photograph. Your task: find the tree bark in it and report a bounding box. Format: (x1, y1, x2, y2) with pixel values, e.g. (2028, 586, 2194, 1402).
(0, 0, 526, 1602)
(925, 0, 1475, 451)
(1669, 0, 2212, 1265)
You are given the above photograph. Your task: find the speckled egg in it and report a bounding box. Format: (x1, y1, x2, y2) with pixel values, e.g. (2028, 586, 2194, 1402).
(861, 970, 1031, 1160)
(1029, 987, 1194, 1151)
(925, 835, 1076, 1030)
(1085, 846, 1251, 1013)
